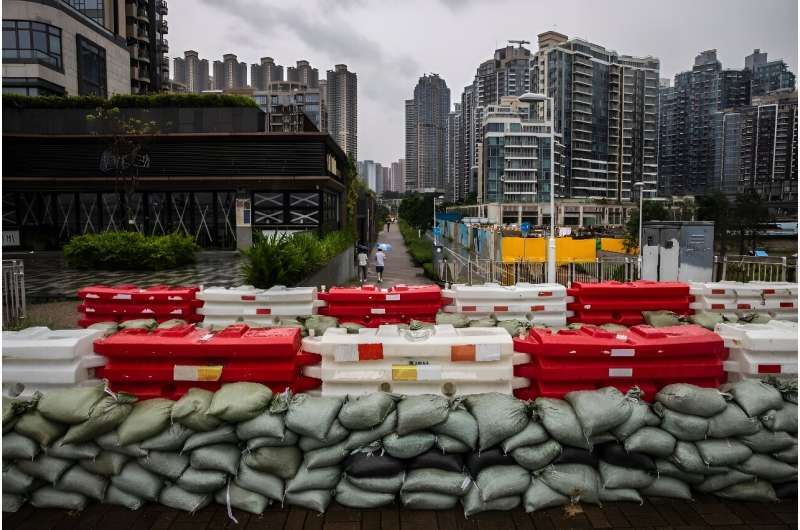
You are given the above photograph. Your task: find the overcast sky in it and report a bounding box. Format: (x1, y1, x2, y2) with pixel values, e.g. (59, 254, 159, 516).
(171, 0, 798, 164)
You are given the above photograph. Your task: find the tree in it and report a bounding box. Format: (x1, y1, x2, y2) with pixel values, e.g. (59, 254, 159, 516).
(342, 154, 359, 239)
(696, 192, 731, 255)
(623, 200, 669, 252)
(398, 193, 434, 231)
(733, 190, 769, 254)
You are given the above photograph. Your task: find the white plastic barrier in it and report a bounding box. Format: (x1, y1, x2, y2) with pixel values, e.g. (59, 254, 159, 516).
(689, 281, 798, 321)
(197, 285, 322, 325)
(2, 327, 107, 396)
(715, 321, 798, 381)
(301, 325, 528, 396)
(441, 283, 569, 327)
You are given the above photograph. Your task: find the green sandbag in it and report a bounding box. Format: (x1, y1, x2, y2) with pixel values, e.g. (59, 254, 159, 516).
(511, 440, 562, 471)
(565, 387, 634, 439)
(655, 383, 730, 418)
(468, 316, 497, 327)
(284, 463, 340, 494)
(117, 398, 174, 446)
(111, 462, 163, 501)
(397, 394, 449, 435)
(16, 455, 73, 484)
(623, 427, 676, 457)
(3, 397, 36, 434)
(695, 439, 752, 466)
(670, 441, 728, 475)
(80, 451, 129, 476)
(236, 463, 285, 500)
(382, 431, 435, 459)
(654, 458, 704, 485)
(245, 430, 299, 451)
(31, 487, 88, 510)
(652, 402, 709, 441)
(118, 319, 157, 331)
(523, 477, 569, 513)
(284, 489, 332, 513)
(245, 446, 302, 480)
(689, 311, 724, 330)
(338, 393, 397, 430)
(401, 468, 472, 496)
(46, 437, 100, 460)
(159, 484, 212, 513)
(3, 432, 40, 460)
(3, 465, 37, 494)
(182, 425, 238, 453)
(140, 423, 193, 452)
(14, 411, 67, 447)
(435, 312, 470, 328)
(534, 397, 590, 450)
(176, 468, 228, 494)
(339, 322, 364, 334)
(103, 485, 144, 510)
(156, 319, 187, 329)
(303, 315, 339, 336)
(236, 410, 285, 440)
(88, 322, 119, 336)
(401, 491, 458, 510)
(137, 450, 190, 480)
(345, 473, 404, 494)
(214, 482, 270, 514)
(761, 403, 798, 433)
(598, 460, 655, 490)
(190, 444, 241, 475)
(334, 478, 396, 508)
(54, 465, 108, 500)
(285, 394, 343, 441)
(304, 440, 350, 470)
(344, 411, 397, 451)
(714, 480, 778, 502)
(611, 400, 660, 440)
(430, 407, 479, 450)
(475, 465, 531, 502)
(62, 393, 137, 444)
(462, 483, 520, 516)
(642, 310, 681, 327)
(695, 470, 756, 493)
(96, 430, 148, 457)
(537, 464, 601, 505)
(3, 493, 25, 513)
(436, 434, 471, 454)
(707, 403, 761, 438)
(639, 476, 693, 500)
(207, 383, 272, 423)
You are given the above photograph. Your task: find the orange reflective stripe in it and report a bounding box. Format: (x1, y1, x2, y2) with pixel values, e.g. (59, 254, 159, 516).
(451, 344, 476, 362)
(358, 343, 384, 360)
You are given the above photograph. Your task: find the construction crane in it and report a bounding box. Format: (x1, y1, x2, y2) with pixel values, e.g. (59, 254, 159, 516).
(509, 39, 530, 48)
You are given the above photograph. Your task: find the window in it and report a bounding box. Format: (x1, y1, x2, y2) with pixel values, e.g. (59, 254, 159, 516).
(76, 34, 106, 96)
(3, 20, 62, 70)
(64, 0, 105, 26)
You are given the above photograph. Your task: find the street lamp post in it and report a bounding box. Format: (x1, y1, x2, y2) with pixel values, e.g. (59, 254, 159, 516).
(433, 194, 444, 245)
(634, 182, 646, 266)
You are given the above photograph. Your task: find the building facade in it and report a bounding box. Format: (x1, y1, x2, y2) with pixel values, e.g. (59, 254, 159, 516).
(3, 0, 131, 96)
(221, 53, 246, 89)
(253, 79, 326, 133)
(326, 64, 357, 159)
(405, 73, 450, 192)
(746, 49, 796, 97)
(445, 103, 462, 202)
(124, 0, 168, 93)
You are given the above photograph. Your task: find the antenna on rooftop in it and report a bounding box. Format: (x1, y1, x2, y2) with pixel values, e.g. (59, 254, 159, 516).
(509, 39, 531, 48)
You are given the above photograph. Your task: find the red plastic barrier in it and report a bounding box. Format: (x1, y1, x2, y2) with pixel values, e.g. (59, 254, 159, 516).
(318, 302, 441, 318)
(567, 281, 692, 325)
(79, 315, 204, 327)
(567, 298, 693, 312)
(78, 285, 200, 302)
(319, 284, 442, 303)
(79, 301, 202, 316)
(515, 356, 724, 381)
(568, 281, 690, 299)
(77, 284, 203, 328)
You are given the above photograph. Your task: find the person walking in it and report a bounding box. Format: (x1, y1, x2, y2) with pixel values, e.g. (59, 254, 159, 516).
(385, 220, 391, 233)
(357, 248, 368, 283)
(375, 246, 386, 282)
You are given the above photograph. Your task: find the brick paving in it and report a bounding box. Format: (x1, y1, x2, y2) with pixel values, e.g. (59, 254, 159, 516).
(359, 223, 434, 288)
(3, 496, 796, 530)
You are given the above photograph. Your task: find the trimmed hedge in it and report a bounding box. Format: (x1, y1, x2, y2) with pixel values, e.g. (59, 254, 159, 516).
(2, 93, 259, 110)
(399, 221, 437, 280)
(64, 231, 199, 271)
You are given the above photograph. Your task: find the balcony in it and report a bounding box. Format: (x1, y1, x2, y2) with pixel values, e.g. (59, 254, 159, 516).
(158, 20, 168, 34)
(137, 51, 150, 63)
(157, 38, 168, 53)
(157, 0, 168, 15)
(136, 27, 149, 43)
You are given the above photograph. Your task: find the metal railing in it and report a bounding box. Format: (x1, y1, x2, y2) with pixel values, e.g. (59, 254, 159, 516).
(714, 255, 795, 282)
(2, 260, 26, 326)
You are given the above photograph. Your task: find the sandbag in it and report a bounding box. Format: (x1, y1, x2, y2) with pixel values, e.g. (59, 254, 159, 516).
(87, 321, 119, 335)
(37, 383, 106, 425)
(62, 393, 136, 444)
(738, 429, 796, 453)
(346, 472, 404, 494)
(695, 470, 756, 493)
(401, 491, 459, 510)
(188, 444, 239, 475)
(553, 447, 598, 467)
(182, 425, 238, 452)
(285, 463, 338, 494)
(773, 444, 798, 463)
(654, 459, 704, 485)
(761, 403, 798, 433)
(138, 450, 190, 480)
(157, 319, 187, 329)
(496, 319, 530, 337)
(436, 434, 471, 454)
(596, 441, 656, 471)
(177, 467, 228, 494)
(652, 402, 709, 441)
(338, 393, 396, 430)
(565, 387, 633, 439)
(3, 397, 36, 434)
(3, 465, 37, 494)
(689, 310, 724, 330)
(466, 393, 528, 451)
(462, 483, 520, 516)
(245, 446, 302, 480)
(140, 423, 193, 452)
(30, 486, 88, 510)
(501, 419, 549, 454)
(707, 403, 761, 438)
(468, 316, 497, 327)
(215, 482, 270, 514)
(159, 484, 211, 513)
(284, 489, 332, 513)
(96, 431, 148, 457)
(537, 464, 601, 505)
(642, 310, 681, 327)
(16, 455, 72, 484)
(110, 462, 162, 501)
(235, 464, 284, 500)
(383, 431, 435, 459)
(436, 312, 469, 328)
(430, 408, 478, 450)
(408, 450, 463, 473)
(639, 476, 692, 500)
(774, 480, 797, 499)
(599, 487, 643, 503)
(511, 440, 562, 471)
(736, 454, 798, 481)
(611, 400, 660, 440)
(103, 485, 144, 510)
(208, 382, 272, 423)
(80, 451, 129, 476)
(396, 394, 449, 435)
(4, 432, 40, 460)
(304, 440, 350, 470)
(171, 388, 221, 432)
(534, 398, 590, 449)
(727, 380, 784, 417)
(299, 420, 349, 451)
(715, 481, 778, 502)
(465, 448, 515, 477)
(3, 493, 24, 513)
(54, 465, 108, 500)
(14, 411, 67, 447)
(245, 430, 299, 452)
(523, 477, 569, 513)
(285, 394, 343, 441)
(335, 478, 396, 508)
(401, 468, 471, 496)
(46, 437, 100, 460)
(118, 318, 157, 331)
(670, 441, 728, 475)
(476, 464, 530, 502)
(117, 398, 173, 446)
(598, 460, 655, 489)
(623, 427, 676, 457)
(655, 383, 729, 418)
(236, 410, 285, 441)
(303, 315, 339, 336)
(343, 452, 404, 478)
(695, 439, 752, 466)
(345, 410, 397, 451)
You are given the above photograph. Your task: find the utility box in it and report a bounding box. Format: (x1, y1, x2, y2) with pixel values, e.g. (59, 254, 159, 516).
(641, 221, 714, 282)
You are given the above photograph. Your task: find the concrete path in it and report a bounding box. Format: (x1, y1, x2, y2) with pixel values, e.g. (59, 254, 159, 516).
(359, 223, 434, 287)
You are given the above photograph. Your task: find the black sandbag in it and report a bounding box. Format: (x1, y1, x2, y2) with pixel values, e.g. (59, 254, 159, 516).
(773, 480, 797, 499)
(553, 447, 598, 467)
(596, 441, 656, 471)
(407, 450, 463, 474)
(343, 453, 404, 478)
(465, 448, 515, 478)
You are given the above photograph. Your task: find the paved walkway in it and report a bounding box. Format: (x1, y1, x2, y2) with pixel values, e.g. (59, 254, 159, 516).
(3, 495, 796, 530)
(359, 223, 434, 287)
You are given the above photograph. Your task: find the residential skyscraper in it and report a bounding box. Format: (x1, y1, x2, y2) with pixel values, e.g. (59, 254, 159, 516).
(445, 103, 463, 202)
(530, 31, 660, 201)
(745, 49, 796, 97)
(326, 64, 358, 159)
(124, 0, 169, 93)
(178, 50, 209, 93)
(404, 99, 418, 191)
(212, 61, 224, 90)
(173, 57, 186, 86)
(405, 74, 451, 192)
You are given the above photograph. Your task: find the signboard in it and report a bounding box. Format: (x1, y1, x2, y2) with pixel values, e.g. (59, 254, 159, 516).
(235, 199, 251, 227)
(520, 222, 530, 238)
(2, 231, 20, 247)
(433, 226, 442, 237)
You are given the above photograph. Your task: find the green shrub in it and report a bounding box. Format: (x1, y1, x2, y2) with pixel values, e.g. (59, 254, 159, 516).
(3, 93, 258, 110)
(243, 230, 354, 288)
(398, 220, 437, 280)
(63, 231, 199, 270)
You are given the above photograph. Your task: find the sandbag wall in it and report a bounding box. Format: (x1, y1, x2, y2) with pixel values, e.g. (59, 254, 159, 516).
(318, 285, 443, 327)
(3, 380, 796, 515)
(78, 286, 203, 328)
(196, 286, 322, 328)
(441, 283, 569, 328)
(690, 281, 798, 322)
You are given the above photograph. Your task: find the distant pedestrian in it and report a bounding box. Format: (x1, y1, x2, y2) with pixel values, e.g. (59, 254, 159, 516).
(357, 248, 368, 282)
(386, 221, 391, 232)
(375, 247, 386, 282)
